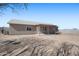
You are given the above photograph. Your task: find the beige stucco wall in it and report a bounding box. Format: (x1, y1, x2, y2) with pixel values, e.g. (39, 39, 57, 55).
(39, 25, 58, 34)
(9, 24, 37, 35)
(9, 24, 58, 35)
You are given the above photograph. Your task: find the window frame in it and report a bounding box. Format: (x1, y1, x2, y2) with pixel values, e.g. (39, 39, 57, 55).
(25, 26, 32, 31)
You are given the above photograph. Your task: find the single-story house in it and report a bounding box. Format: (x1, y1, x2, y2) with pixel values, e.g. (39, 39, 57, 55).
(8, 20, 59, 35)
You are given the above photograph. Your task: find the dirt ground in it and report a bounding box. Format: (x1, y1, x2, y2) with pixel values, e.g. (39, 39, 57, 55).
(0, 34, 79, 45)
(0, 34, 79, 56)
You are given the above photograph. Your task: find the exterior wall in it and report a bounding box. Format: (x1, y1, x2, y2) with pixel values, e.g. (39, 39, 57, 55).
(39, 25, 58, 34)
(40, 25, 48, 34)
(9, 24, 58, 35)
(48, 25, 58, 34)
(9, 24, 37, 35)
(0, 30, 1, 34)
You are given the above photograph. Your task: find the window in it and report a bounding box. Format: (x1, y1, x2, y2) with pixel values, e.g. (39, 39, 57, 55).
(42, 26, 47, 31)
(44, 27, 47, 31)
(26, 26, 32, 31)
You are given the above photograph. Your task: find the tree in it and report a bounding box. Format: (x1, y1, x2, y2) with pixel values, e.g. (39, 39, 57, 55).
(0, 3, 28, 15)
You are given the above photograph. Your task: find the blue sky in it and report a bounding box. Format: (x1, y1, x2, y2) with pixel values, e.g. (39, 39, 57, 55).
(0, 3, 79, 29)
